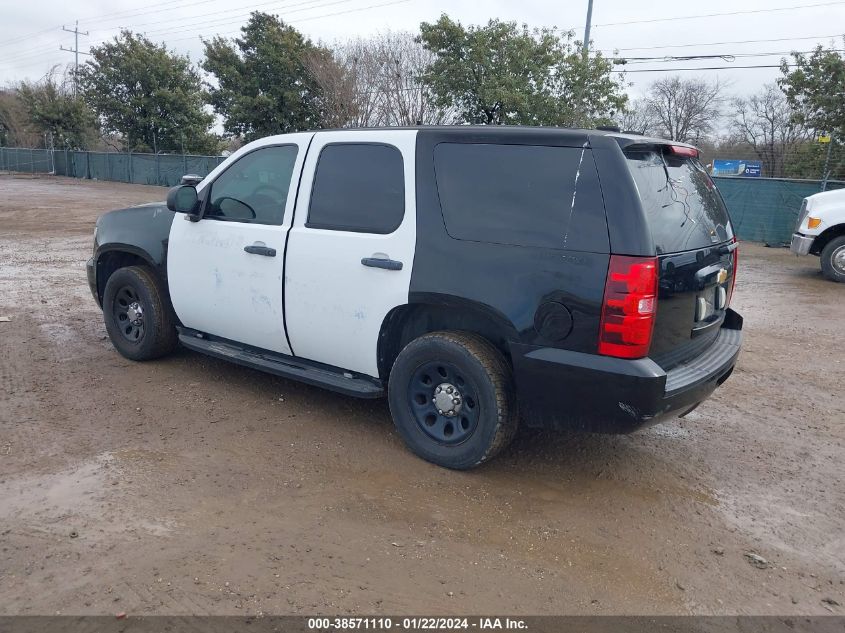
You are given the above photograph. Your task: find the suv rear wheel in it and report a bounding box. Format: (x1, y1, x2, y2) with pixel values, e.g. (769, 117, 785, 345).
(388, 331, 518, 469)
(103, 265, 178, 361)
(820, 235, 845, 283)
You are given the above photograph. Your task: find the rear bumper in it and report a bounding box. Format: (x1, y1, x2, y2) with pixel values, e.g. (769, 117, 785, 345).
(86, 257, 100, 308)
(790, 233, 815, 256)
(511, 309, 743, 433)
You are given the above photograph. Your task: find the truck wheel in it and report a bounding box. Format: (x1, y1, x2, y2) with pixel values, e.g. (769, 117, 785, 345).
(103, 265, 178, 361)
(388, 331, 518, 470)
(820, 236, 845, 283)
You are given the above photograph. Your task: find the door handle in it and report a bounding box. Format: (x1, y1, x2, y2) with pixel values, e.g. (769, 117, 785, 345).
(244, 244, 276, 257)
(361, 257, 403, 271)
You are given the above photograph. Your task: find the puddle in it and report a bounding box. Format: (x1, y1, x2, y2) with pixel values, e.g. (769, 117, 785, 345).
(0, 451, 178, 538)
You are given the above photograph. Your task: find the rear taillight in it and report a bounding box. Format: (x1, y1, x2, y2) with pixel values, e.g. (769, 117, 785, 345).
(598, 255, 658, 359)
(727, 241, 739, 307)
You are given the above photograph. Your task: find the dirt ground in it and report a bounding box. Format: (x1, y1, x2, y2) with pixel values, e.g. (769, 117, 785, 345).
(0, 175, 843, 616)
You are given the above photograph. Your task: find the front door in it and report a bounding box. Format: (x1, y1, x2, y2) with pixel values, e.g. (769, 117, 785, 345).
(167, 135, 312, 354)
(284, 130, 418, 377)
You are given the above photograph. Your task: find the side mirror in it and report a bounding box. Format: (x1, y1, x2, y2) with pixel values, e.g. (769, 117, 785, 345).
(166, 185, 200, 221)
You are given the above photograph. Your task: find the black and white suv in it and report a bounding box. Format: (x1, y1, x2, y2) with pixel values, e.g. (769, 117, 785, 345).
(87, 127, 742, 469)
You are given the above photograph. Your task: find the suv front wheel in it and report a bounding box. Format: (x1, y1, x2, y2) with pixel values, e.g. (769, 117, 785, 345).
(103, 265, 178, 361)
(388, 331, 518, 469)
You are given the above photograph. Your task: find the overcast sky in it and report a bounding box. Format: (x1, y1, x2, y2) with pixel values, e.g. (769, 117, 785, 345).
(2, 0, 844, 100)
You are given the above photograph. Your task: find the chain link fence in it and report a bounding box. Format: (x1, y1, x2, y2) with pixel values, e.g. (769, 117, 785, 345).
(2, 146, 844, 246)
(0, 147, 226, 187)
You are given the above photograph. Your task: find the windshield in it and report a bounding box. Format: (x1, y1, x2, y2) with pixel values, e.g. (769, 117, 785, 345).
(625, 147, 734, 254)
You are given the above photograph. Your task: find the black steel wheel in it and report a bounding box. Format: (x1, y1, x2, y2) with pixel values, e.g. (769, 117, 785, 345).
(408, 360, 480, 445)
(388, 331, 518, 469)
(102, 265, 178, 361)
(112, 285, 146, 343)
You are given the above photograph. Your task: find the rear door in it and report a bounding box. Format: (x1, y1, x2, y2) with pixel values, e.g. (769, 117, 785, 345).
(624, 145, 737, 369)
(284, 130, 417, 377)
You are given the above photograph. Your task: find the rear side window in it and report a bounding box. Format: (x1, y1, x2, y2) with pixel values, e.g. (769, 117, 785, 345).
(625, 148, 734, 254)
(307, 143, 405, 234)
(433, 143, 608, 252)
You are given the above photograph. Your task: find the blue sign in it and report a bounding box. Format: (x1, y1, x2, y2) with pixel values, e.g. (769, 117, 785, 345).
(712, 159, 762, 177)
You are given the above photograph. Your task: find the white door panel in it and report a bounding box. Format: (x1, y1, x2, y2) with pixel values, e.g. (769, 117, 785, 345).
(285, 130, 418, 377)
(168, 220, 290, 353)
(168, 134, 313, 355)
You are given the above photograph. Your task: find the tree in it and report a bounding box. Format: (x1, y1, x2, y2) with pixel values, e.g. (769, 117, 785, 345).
(18, 67, 97, 149)
(203, 12, 325, 139)
(418, 15, 625, 126)
(616, 98, 652, 135)
(0, 89, 40, 147)
(779, 43, 845, 139)
(306, 32, 456, 128)
(373, 32, 456, 126)
(304, 38, 383, 128)
(642, 76, 723, 143)
(79, 31, 218, 154)
(728, 84, 809, 177)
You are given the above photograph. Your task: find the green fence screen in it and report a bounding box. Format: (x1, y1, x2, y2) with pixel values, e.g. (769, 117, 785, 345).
(0, 147, 226, 188)
(2, 146, 843, 245)
(713, 176, 844, 245)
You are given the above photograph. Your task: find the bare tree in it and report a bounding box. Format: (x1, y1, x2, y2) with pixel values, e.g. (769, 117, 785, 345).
(307, 32, 456, 128)
(616, 98, 652, 134)
(728, 83, 810, 177)
(643, 76, 724, 143)
(373, 32, 455, 126)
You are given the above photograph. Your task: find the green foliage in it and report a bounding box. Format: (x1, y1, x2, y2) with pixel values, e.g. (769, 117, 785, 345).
(418, 15, 626, 127)
(0, 90, 30, 146)
(779, 44, 845, 139)
(202, 12, 325, 140)
(79, 31, 219, 154)
(18, 70, 97, 149)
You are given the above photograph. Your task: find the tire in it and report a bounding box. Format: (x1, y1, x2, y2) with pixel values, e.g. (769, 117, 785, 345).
(387, 331, 518, 470)
(102, 265, 178, 361)
(820, 235, 845, 283)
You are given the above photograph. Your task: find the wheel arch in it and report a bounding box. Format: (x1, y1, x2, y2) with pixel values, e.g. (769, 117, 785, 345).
(94, 245, 163, 306)
(811, 223, 845, 255)
(376, 296, 519, 381)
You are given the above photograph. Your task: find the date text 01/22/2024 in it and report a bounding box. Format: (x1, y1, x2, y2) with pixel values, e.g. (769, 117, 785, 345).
(307, 617, 528, 630)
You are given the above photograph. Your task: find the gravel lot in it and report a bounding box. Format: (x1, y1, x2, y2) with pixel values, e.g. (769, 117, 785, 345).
(0, 175, 843, 616)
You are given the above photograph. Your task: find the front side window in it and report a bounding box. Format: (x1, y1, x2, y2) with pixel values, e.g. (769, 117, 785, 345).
(307, 143, 405, 234)
(205, 145, 298, 225)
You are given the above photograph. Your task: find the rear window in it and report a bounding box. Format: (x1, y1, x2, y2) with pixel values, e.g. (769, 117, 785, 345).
(625, 148, 733, 254)
(433, 143, 608, 252)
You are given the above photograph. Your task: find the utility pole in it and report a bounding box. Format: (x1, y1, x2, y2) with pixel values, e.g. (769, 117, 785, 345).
(60, 21, 89, 95)
(583, 0, 594, 55)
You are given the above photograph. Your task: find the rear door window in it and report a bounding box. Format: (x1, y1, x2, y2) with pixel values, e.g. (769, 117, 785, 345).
(433, 143, 608, 252)
(625, 148, 734, 254)
(307, 143, 405, 234)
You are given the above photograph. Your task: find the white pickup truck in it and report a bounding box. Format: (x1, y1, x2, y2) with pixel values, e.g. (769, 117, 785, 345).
(790, 188, 845, 282)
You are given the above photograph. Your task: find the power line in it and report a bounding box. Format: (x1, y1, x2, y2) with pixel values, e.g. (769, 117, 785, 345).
(593, 0, 845, 28)
(615, 49, 845, 63)
(162, 0, 411, 44)
(86, 0, 330, 31)
(624, 63, 800, 73)
(603, 33, 845, 53)
(134, 0, 361, 39)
